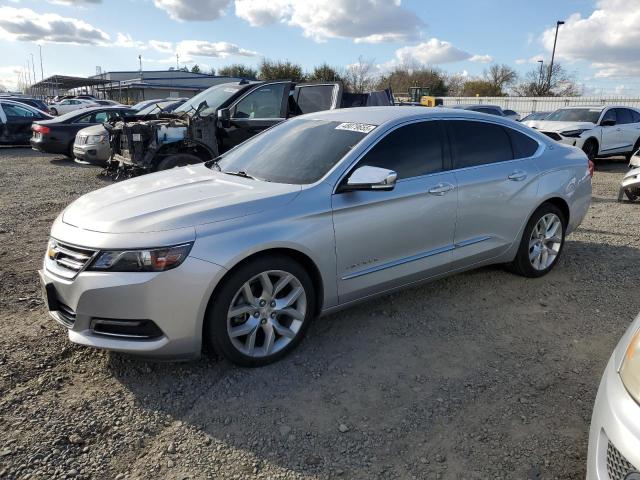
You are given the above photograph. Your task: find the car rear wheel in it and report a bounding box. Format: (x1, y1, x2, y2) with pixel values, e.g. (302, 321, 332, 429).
(50, 108, 58, 116)
(509, 203, 566, 278)
(582, 139, 598, 161)
(205, 255, 315, 367)
(156, 153, 202, 171)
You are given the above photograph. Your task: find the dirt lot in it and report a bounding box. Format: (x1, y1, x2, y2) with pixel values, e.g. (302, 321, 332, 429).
(1, 148, 639, 480)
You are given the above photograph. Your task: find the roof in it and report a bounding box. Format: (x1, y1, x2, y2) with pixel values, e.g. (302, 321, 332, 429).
(304, 106, 517, 126)
(31, 75, 109, 91)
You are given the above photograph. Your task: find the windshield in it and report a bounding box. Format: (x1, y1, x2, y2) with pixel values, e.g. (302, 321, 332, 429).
(174, 83, 244, 115)
(546, 108, 602, 123)
(210, 119, 373, 184)
(137, 100, 183, 115)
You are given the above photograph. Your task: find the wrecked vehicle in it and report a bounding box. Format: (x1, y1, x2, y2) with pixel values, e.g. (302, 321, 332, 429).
(105, 80, 393, 175)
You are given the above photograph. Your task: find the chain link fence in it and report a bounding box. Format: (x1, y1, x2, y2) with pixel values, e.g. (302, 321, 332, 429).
(440, 96, 640, 116)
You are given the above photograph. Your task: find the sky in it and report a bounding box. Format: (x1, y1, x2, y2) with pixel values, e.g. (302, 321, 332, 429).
(1, 0, 640, 95)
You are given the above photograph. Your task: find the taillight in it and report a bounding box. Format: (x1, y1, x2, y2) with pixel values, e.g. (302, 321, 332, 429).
(32, 124, 50, 134)
(588, 159, 595, 177)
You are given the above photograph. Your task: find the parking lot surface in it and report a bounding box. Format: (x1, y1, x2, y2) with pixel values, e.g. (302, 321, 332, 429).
(1, 148, 639, 479)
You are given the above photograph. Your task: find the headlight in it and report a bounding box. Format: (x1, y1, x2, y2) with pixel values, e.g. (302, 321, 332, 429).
(620, 329, 640, 404)
(560, 129, 589, 138)
(88, 243, 192, 272)
(87, 134, 108, 144)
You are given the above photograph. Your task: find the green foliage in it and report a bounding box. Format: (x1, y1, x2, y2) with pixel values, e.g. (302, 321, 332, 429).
(218, 64, 258, 80)
(190, 64, 201, 74)
(307, 64, 342, 82)
(258, 59, 305, 82)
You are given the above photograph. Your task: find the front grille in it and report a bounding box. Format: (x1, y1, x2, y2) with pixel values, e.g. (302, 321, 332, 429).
(46, 239, 97, 279)
(541, 131, 562, 141)
(75, 136, 87, 145)
(607, 441, 639, 480)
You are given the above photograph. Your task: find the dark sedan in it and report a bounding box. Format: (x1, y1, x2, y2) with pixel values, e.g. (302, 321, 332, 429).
(30, 106, 135, 157)
(0, 99, 51, 145)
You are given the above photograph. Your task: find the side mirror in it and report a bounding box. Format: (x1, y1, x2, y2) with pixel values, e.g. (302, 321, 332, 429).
(217, 108, 231, 128)
(601, 119, 616, 127)
(341, 165, 397, 192)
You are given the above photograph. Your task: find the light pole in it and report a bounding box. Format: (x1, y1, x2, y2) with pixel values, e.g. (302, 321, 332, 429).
(547, 20, 565, 92)
(537, 60, 544, 92)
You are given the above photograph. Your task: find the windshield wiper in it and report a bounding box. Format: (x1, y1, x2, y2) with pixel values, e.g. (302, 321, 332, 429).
(223, 170, 256, 180)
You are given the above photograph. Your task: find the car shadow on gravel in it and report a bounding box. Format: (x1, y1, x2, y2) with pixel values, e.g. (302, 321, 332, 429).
(105, 239, 640, 478)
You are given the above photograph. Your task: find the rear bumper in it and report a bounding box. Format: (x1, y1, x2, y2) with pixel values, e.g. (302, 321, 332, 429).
(30, 136, 69, 155)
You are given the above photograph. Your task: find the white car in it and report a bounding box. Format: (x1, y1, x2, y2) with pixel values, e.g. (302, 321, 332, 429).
(49, 98, 97, 116)
(587, 312, 640, 479)
(520, 111, 552, 129)
(535, 106, 640, 161)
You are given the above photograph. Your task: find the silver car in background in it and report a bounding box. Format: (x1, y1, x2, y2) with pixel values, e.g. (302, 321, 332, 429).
(587, 313, 640, 479)
(39, 107, 592, 366)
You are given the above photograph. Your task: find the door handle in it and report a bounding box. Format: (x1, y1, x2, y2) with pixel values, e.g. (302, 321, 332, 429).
(428, 182, 455, 195)
(508, 170, 527, 181)
(616, 127, 622, 131)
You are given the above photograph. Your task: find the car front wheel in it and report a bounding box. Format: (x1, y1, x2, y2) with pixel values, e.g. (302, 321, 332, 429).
(509, 203, 566, 278)
(205, 255, 315, 367)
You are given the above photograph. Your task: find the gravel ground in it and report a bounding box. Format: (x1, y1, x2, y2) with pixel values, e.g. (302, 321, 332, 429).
(1, 147, 639, 480)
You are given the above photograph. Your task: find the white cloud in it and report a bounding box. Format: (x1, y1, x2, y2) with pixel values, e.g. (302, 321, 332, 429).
(154, 0, 231, 21)
(176, 40, 259, 58)
(0, 65, 23, 91)
(234, 0, 423, 43)
(540, 0, 640, 77)
(149, 40, 174, 53)
(0, 6, 110, 45)
(47, 0, 101, 5)
(114, 32, 146, 49)
(469, 54, 493, 64)
(515, 58, 526, 65)
(388, 38, 481, 67)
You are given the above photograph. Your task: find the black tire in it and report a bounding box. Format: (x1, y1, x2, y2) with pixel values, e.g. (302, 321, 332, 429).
(625, 139, 640, 161)
(205, 255, 316, 367)
(64, 141, 75, 159)
(509, 203, 566, 278)
(582, 138, 598, 161)
(50, 107, 58, 116)
(156, 153, 202, 171)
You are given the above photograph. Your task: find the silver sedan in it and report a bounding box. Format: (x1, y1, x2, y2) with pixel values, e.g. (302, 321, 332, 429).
(587, 312, 640, 479)
(39, 107, 592, 366)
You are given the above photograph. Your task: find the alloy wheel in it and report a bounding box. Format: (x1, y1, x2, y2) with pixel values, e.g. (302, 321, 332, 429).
(528, 213, 563, 270)
(226, 270, 307, 357)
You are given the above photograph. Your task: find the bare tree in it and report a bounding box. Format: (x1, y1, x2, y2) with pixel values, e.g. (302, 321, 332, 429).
(444, 73, 466, 96)
(377, 67, 448, 96)
(484, 64, 518, 95)
(343, 56, 376, 93)
(513, 63, 581, 96)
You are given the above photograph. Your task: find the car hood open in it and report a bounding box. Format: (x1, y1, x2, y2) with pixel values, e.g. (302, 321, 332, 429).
(533, 120, 596, 133)
(62, 164, 301, 233)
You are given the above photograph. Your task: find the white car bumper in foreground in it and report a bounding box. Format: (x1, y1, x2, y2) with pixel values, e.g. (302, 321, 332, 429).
(587, 353, 640, 479)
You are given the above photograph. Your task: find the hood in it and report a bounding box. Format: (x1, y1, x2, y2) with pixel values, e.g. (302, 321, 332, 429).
(77, 124, 107, 136)
(62, 164, 301, 233)
(533, 120, 596, 133)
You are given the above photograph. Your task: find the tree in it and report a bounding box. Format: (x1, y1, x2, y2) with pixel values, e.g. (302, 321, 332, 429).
(513, 63, 581, 97)
(444, 73, 466, 97)
(218, 64, 258, 79)
(190, 64, 201, 74)
(460, 79, 501, 97)
(258, 59, 305, 81)
(484, 64, 518, 96)
(307, 63, 342, 82)
(343, 56, 376, 93)
(376, 67, 448, 96)
(208, 67, 216, 76)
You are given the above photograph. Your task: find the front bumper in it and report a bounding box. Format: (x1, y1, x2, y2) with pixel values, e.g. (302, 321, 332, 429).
(539, 131, 587, 149)
(629, 156, 640, 169)
(39, 255, 226, 359)
(587, 354, 640, 479)
(73, 142, 111, 165)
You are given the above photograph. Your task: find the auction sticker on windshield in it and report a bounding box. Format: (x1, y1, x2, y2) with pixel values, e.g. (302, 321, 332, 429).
(335, 122, 376, 133)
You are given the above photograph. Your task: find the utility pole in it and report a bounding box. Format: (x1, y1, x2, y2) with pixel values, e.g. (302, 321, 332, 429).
(38, 44, 44, 81)
(547, 20, 565, 92)
(138, 54, 144, 100)
(537, 60, 544, 93)
(176, 53, 179, 70)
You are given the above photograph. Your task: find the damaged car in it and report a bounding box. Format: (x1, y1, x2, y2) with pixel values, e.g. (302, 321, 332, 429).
(105, 80, 393, 175)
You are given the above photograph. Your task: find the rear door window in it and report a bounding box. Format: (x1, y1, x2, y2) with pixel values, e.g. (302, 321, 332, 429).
(631, 109, 640, 123)
(448, 120, 513, 168)
(294, 85, 335, 114)
(358, 121, 444, 179)
(2, 104, 37, 118)
(74, 113, 94, 123)
(506, 128, 539, 158)
(617, 108, 634, 125)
